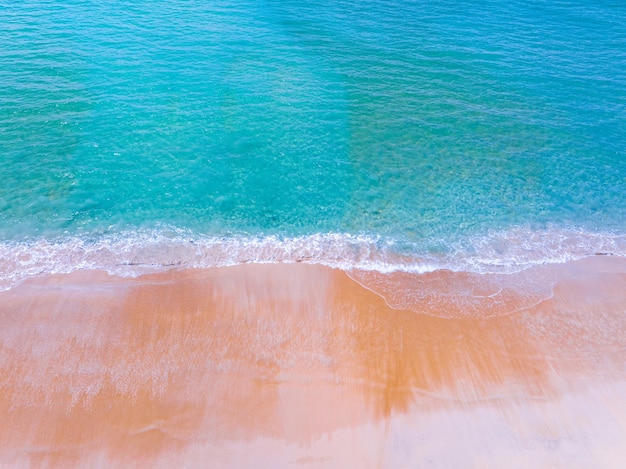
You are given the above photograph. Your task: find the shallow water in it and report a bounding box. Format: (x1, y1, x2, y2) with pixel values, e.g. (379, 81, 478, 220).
(1, 0, 625, 283)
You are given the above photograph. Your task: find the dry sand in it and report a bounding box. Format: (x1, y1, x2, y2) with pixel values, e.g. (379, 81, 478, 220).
(1, 256, 625, 467)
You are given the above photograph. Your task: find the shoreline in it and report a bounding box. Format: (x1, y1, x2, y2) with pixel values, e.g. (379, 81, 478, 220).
(2, 227, 626, 293)
(1, 257, 626, 467)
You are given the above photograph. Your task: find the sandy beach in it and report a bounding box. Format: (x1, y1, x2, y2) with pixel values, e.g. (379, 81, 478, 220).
(1, 256, 626, 467)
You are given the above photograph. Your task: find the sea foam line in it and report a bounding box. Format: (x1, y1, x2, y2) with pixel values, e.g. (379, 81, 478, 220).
(0, 227, 625, 291)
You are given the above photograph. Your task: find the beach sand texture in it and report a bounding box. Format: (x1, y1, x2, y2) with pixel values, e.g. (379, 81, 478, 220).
(1, 256, 626, 468)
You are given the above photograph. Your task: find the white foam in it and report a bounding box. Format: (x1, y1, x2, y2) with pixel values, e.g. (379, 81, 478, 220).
(1, 226, 625, 291)
(455, 226, 626, 272)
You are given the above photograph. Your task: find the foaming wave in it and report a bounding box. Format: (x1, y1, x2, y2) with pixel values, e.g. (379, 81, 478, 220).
(1, 227, 625, 290)
(454, 227, 626, 272)
(0, 231, 431, 291)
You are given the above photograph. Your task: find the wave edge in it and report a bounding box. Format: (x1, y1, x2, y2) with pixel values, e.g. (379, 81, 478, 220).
(1, 227, 625, 291)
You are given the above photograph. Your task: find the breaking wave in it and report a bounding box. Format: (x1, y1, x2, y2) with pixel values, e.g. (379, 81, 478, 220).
(1, 226, 625, 291)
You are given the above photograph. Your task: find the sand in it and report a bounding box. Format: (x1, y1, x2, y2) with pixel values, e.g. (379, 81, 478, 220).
(1, 256, 626, 467)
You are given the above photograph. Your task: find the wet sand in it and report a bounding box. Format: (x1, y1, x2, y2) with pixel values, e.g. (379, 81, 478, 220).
(1, 256, 626, 467)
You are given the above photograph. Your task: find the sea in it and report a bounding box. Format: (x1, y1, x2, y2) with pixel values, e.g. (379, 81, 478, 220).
(1, 0, 625, 290)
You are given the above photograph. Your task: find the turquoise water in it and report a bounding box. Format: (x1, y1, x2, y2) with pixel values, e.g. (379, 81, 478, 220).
(1, 0, 626, 285)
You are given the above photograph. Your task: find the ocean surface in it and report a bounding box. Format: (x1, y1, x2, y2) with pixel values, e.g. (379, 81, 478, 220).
(1, 0, 625, 288)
